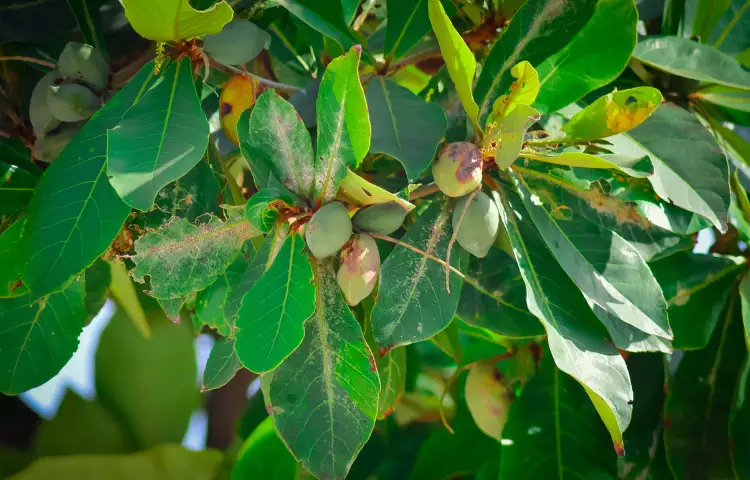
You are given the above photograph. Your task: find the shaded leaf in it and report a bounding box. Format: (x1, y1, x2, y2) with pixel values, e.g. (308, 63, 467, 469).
(121, 0, 233, 42)
(277, 0, 359, 52)
(268, 259, 380, 480)
(0, 218, 28, 298)
(695, 85, 750, 112)
(203, 338, 242, 391)
(385, 0, 431, 61)
(66, 0, 107, 56)
(731, 358, 750, 477)
(232, 417, 297, 480)
(365, 303, 406, 420)
(0, 162, 37, 216)
(23, 62, 155, 299)
(0, 137, 40, 176)
(83, 258, 110, 320)
(465, 361, 510, 442)
(0, 277, 85, 395)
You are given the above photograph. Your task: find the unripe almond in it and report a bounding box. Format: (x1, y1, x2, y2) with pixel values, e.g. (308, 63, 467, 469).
(305, 201, 352, 259)
(337, 234, 380, 306)
(352, 202, 408, 235)
(432, 142, 482, 197)
(453, 191, 500, 258)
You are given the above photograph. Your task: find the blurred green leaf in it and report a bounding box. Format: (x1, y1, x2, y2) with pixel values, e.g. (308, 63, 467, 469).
(202, 338, 242, 391)
(232, 417, 298, 480)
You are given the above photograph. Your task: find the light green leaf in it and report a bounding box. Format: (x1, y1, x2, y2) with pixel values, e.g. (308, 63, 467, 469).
(108, 58, 210, 211)
(366, 76, 447, 181)
(664, 292, 744, 479)
(465, 360, 510, 442)
(121, 0, 233, 42)
(695, 84, 750, 112)
(371, 200, 466, 351)
(473, 0, 598, 126)
(269, 259, 379, 480)
(337, 169, 415, 211)
(499, 349, 618, 478)
(489, 61, 540, 121)
(493, 187, 632, 453)
(108, 260, 150, 339)
(522, 150, 653, 177)
(23, 62, 156, 299)
(0, 277, 85, 395)
(651, 251, 745, 349)
(633, 36, 750, 90)
(314, 46, 370, 203)
(0, 217, 28, 298)
(235, 233, 315, 373)
(534, 0, 638, 113)
(202, 338, 242, 391)
(428, 0, 480, 132)
(693, 0, 732, 40)
(232, 417, 298, 480)
(562, 87, 663, 142)
(483, 104, 540, 168)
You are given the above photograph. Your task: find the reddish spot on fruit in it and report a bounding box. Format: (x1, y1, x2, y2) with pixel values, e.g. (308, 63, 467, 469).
(221, 102, 232, 115)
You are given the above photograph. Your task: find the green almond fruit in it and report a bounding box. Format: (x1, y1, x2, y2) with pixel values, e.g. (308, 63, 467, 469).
(352, 202, 408, 235)
(432, 142, 483, 197)
(452, 191, 500, 258)
(34, 122, 83, 163)
(29, 71, 62, 135)
(305, 201, 352, 259)
(47, 83, 100, 122)
(58, 42, 108, 89)
(337, 233, 380, 306)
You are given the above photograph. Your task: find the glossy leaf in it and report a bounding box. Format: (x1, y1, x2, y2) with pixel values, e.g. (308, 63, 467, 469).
(202, 338, 242, 391)
(121, 0, 233, 41)
(235, 233, 315, 373)
(499, 350, 617, 478)
(268, 259, 379, 480)
(239, 90, 314, 195)
(465, 361, 510, 441)
(371, 200, 465, 351)
(664, 292, 745, 479)
(474, 0, 598, 125)
(314, 46, 370, 203)
(366, 76, 447, 181)
(0, 218, 28, 298)
(108, 58, 210, 211)
(0, 277, 85, 394)
(651, 251, 745, 349)
(493, 187, 632, 453)
(633, 36, 750, 90)
(23, 62, 155, 299)
(512, 170, 671, 341)
(232, 417, 297, 480)
(385, 0, 430, 61)
(458, 249, 544, 338)
(428, 0, 480, 132)
(562, 87, 663, 141)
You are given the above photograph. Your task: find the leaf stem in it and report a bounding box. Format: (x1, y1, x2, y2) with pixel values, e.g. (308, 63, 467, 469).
(408, 182, 441, 200)
(368, 233, 465, 279)
(208, 58, 301, 93)
(0, 56, 56, 69)
(352, 0, 376, 31)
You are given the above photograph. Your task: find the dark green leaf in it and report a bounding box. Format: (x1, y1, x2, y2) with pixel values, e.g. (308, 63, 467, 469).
(692, 0, 732, 40)
(0, 137, 40, 176)
(731, 358, 750, 477)
(235, 232, 315, 373)
(108, 57, 210, 211)
(664, 292, 745, 479)
(23, 62, 156, 299)
(232, 417, 298, 480)
(499, 349, 617, 478)
(66, 0, 107, 56)
(366, 76, 447, 181)
(0, 218, 28, 298)
(535, 0, 638, 113)
(372, 200, 465, 351)
(650, 251, 745, 349)
(384, 0, 430, 61)
(83, 258, 111, 320)
(0, 277, 85, 395)
(633, 36, 750, 90)
(365, 302, 407, 419)
(276, 0, 359, 51)
(244, 187, 296, 233)
(686, 0, 750, 55)
(0, 162, 37, 216)
(493, 187, 632, 452)
(268, 259, 379, 480)
(474, 0, 598, 125)
(202, 338, 242, 391)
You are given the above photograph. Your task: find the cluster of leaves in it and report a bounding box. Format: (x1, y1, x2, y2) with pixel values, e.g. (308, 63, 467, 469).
(2, 0, 750, 479)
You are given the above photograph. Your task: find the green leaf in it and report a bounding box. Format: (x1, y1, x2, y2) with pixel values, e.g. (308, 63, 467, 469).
(366, 76, 447, 182)
(337, 169, 415, 211)
(484, 104, 540, 169)
(371, 200, 465, 351)
(499, 349, 618, 478)
(0, 137, 41, 176)
(465, 360, 510, 442)
(428, 0, 480, 132)
(66, 0, 107, 56)
(95, 301, 199, 449)
(512, 170, 671, 341)
(0, 162, 36, 216)
(473, 0, 598, 126)
(268, 259, 379, 480)
(235, 233, 315, 373)
(202, 338, 242, 391)
(562, 87, 663, 141)
(696, 85, 750, 113)
(633, 36, 750, 90)
(458, 249, 544, 338)
(611, 103, 730, 232)
(22, 62, 155, 299)
(313, 46, 370, 203)
(431, 319, 462, 363)
(244, 188, 296, 234)
(84, 258, 110, 320)
(108, 260, 150, 338)
(121, 0, 233, 41)
(693, 0, 732, 40)
(276, 0, 359, 52)
(687, 0, 750, 56)
(385, 0, 430, 61)
(523, 150, 653, 178)
(0, 277, 85, 394)
(650, 251, 745, 349)
(130, 215, 256, 302)
(534, 0, 638, 113)
(232, 417, 298, 480)
(741, 272, 750, 346)
(732, 358, 750, 477)
(493, 187, 632, 453)
(239, 91, 314, 195)
(108, 58, 210, 211)
(364, 301, 406, 419)
(0, 218, 28, 298)
(664, 291, 745, 479)
(12, 445, 222, 480)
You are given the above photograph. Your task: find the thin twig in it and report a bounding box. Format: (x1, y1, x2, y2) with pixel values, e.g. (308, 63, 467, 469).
(368, 233, 465, 279)
(208, 58, 301, 93)
(0, 56, 56, 69)
(352, 0, 376, 31)
(439, 365, 470, 434)
(445, 189, 477, 292)
(408, 182, 441, 200)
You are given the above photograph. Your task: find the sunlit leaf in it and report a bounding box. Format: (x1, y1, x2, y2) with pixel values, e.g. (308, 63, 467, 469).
(121, 0, 233, 42)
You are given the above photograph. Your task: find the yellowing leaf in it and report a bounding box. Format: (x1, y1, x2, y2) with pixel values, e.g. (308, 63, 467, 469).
(108, 260, 151, 339)
(122, 0, 234, 42)
(490, 61, 540, 121)
(562, 87, 663, 141)
(465, 361, 511, 442)
(337, 169, 415, 212)
(428, 0, 480, 133)
(521, 150, 654, 178)
(220, 75, 257, 145)
(482, 104, 540, 168)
